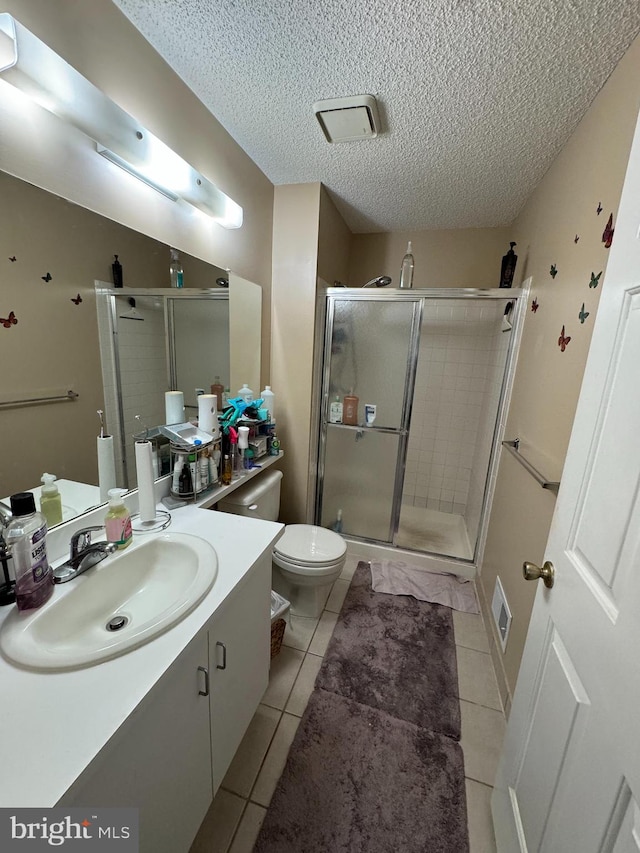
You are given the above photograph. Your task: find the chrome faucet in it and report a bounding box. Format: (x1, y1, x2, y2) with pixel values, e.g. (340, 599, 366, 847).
(52, 525, 117, 584)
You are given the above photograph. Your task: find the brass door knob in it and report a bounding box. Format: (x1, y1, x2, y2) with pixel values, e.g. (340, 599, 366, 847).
(522, 560, 555, 589)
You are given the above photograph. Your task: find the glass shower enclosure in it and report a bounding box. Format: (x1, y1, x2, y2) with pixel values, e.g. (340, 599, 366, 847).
(314, 288, 524, 570)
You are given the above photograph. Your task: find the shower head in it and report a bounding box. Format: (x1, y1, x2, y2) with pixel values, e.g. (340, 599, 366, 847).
(363, 275, 392, 288)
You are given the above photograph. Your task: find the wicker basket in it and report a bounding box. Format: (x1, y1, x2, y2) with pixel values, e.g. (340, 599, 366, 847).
(270, 618, 287, 659)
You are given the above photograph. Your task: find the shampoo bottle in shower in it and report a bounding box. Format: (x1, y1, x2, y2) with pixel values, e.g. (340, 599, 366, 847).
(399, 241, 414, 289)
(343, 393, 359, 426)
(169, 248, 184, 288)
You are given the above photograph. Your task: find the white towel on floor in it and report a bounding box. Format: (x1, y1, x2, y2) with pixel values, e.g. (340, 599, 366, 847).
(369, 560, 479, 613)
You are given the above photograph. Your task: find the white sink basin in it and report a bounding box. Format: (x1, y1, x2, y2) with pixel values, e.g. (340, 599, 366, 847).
(0, 532, 218, 670)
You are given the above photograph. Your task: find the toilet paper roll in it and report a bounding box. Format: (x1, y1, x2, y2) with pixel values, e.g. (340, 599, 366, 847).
(198, 394, 220, 438)
(97, 435, 116, 502)
(165, 390, 185, 425)
(135, 440, 157, 522)
(238, 425, 250, 450)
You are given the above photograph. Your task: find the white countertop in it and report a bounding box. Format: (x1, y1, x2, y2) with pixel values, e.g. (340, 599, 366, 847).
(0, 504, 283, 808)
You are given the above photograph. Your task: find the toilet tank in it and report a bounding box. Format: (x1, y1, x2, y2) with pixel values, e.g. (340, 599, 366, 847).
(218, 469, 282, 521)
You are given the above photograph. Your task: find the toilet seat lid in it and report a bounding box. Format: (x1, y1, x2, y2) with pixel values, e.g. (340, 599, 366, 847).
(274, 524, 347, 565)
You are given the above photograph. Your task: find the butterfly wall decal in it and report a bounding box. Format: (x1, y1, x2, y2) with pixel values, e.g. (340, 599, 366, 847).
(550, 264, 558, 278)
(531, 299, 539, 313)
(70, 294, 83, 305)
(41, 272, 52, 282)
(0, 311, 18, 328)
(558, 325, 571, 352)
(597, 202, 603, 215)
(574, 235, 579, 243)
(8, 256, 16, 262)
(579, 304, 589, 324)
(602, 213, 614, 248)
(589, 271, 602, 289)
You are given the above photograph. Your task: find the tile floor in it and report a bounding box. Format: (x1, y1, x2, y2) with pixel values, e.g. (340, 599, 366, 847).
(190, 554, 504, 853)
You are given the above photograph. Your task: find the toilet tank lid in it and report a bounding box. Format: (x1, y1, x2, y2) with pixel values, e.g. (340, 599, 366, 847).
(219, 468, 283, 507)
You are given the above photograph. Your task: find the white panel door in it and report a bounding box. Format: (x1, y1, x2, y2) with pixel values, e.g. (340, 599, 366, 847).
(492, 103, 640, 851)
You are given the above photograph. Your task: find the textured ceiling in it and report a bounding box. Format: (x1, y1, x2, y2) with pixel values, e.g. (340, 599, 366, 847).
(112, 0, 640, 233)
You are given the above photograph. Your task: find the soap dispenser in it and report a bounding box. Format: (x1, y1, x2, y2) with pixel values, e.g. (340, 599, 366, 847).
(399, 241, 414, 289)
(169, 248, 184, 289)
(39, 473, 63, 527)
(105, 488, 132, 549)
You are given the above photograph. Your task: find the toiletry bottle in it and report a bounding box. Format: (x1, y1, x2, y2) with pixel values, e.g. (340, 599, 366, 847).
(329, 395, 343, 424)
(199, 455, 210, 490)
(399, 241, 414, 289)
(6, 492, 54, 612)
(269, 434, 281, 456)
(112, 254, 123, 288)
(179, 460, 193, 495)
(104, 488, 132, 549)
(172, 454, 184, 494)
(260, 385, 275, 421)
(211, 376, 224, 410)
(243, 447, 255, 470)
(222, 387, 230, 407)
(221, 454, 232, 485)
(237, 383, 253, 403)
(169, 248, 184, 288)
(229, 428, 239, 478)
(39, 473, 63, 527)
(343, 393, 359, 425)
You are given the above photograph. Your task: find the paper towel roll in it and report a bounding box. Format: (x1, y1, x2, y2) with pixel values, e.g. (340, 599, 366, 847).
(165, 390, 185, 425)
(198, 394, 220, 437)
(97, 435, 116, 502)
(135, 440, 157, 522)
(238, 426, 250, 450)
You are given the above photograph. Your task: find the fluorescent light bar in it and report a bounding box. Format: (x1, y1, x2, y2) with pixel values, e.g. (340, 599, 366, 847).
(0, 14, 243, 228)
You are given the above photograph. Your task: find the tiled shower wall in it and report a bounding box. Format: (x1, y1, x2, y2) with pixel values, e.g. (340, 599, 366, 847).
(403, 300, 506, 517)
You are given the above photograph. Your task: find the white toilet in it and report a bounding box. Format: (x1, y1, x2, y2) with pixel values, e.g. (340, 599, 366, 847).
(218, 469, 347, 617)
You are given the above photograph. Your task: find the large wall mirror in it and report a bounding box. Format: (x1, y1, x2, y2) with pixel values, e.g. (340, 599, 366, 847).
(0, 170, 261, 525)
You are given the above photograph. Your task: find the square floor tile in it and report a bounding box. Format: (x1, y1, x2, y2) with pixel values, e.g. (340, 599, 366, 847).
(262, 646, 305, 710)
(282, 615, 319, 652)
(308, 610, 339, 656)
(285, 653, 323, 717)
(221, 704, 280, 798)
(228, 802, 267, 853)
(466, 779, 497, 853)
(339, 555, 362, 581)
(189, 788, 244, 853)
(325, 578, 350, 613)
(457, 646, 503, 712)
(251, 712, 301, 807)
(460, 699, 506, 786)
(453, 609, 490, 653)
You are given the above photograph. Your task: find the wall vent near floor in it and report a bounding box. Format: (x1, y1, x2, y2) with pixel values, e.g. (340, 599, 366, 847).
(491, 576, 512, 652)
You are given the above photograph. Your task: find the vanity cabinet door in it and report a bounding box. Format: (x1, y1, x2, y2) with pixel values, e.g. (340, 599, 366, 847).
(209, 553, 271, 793)
(60, 630, 213, 853)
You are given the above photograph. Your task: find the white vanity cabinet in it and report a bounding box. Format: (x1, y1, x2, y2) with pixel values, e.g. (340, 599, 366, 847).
(58, 551, 272, 852)
(61, 629, 213, 853)
(209, 551, 271, 792)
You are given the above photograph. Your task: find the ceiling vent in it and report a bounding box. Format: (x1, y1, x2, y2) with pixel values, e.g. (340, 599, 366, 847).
(313, 94, 381, 143)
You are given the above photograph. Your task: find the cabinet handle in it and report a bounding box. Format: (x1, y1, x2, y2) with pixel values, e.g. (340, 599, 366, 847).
(197, 665, 209, 696)
(216, 641, 227, 670)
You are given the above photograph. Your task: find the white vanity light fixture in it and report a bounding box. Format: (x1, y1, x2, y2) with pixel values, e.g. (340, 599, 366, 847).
(313, 94, 381, 143)
(0, 14, 243, 228)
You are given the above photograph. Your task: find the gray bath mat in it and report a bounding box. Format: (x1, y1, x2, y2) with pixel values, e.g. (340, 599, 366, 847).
(315, 561, 461, 739)
(254, 689, 468, 853)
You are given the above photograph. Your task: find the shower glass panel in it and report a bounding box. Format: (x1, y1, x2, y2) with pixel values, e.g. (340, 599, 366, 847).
(318, 298, 419, 540)
(316, 289, 521, 568)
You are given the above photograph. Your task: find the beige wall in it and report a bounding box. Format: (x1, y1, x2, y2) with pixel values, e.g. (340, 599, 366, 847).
(349, 227, 510, 288)
(271, 184, 322, 522)
(1, 0, 274, 382)
(479, 34, 640, 708)
(317, 188, 353, 287)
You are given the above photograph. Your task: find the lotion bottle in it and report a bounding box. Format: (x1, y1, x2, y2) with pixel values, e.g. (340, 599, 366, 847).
(169, 248, 184, 288)
(6, 492, 53, 611)
(104, 488, 132, 549)
(39, 473, 63, 527)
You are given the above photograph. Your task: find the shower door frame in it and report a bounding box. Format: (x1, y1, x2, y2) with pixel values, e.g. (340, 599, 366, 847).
(313, 284, 529, 575)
